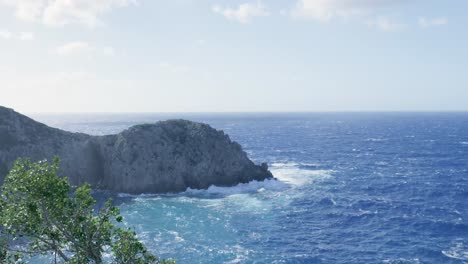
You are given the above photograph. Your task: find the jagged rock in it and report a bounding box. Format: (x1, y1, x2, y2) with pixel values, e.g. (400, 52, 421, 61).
(0, 106, 273, 193)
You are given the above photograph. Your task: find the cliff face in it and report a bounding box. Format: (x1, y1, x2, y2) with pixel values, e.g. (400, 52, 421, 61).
(0, 106, 273, 193)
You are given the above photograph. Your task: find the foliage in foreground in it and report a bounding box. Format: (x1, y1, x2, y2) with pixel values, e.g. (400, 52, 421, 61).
(0, 158, 175, 264)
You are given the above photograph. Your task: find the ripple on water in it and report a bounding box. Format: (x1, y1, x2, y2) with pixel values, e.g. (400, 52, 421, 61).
(29, 113, 468, 264)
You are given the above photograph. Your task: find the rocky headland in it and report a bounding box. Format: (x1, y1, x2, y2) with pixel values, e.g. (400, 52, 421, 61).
(0, 106, 273, 193)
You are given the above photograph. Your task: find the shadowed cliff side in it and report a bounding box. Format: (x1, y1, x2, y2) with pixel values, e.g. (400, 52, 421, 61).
(0, 106, 273, 193)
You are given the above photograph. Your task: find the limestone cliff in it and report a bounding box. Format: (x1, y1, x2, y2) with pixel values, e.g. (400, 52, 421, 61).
(0, 106, 273, 193)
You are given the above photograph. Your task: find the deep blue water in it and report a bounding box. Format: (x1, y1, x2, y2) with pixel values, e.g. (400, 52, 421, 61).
(32, 113, 468, 264)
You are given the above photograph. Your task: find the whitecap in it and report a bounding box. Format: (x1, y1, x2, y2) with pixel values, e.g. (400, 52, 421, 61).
(366, 138, 388, 142)
(382, 258, 421, 263)
(179, 161, 333, 197)
(442, 240, 468, 261)
(298, 162, 321, 168)
(270, 166, 334, 186)
(184, 178, 288, 196)
(118, 162, 332, 201)
(223, 245, 252, 264)
(375, 161, 389, 166)
(270, 162, 299, 167)
(117, 192, 161, 198)
(167, 230, 185, 242)
(271, 161, 320, 168)
(461, 141, 468, 145)
(300, 162, 320, 166)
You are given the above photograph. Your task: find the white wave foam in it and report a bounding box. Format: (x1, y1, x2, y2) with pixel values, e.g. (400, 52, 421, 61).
(222, 245, 252, 264)
(117, 179, 288, 199)
(271, 162, 299, 167)
(366, 138, 388, 142)
(383, 258, 420, 264)
(117, 192, 160, 198)
(375, 161, 389, 166)
(200, 193, 272, 212)
(182, 162, 330, 196)
(299, 162, 320, 167)
(461, 141, 468, 145)
(118, 162, 332, 198)
(167, 230, 185, 242)
(185, 178, 288, 196)
(442, 241, 468, 261)
(271, 166, 333, 186)
(271, 162, 320, 168)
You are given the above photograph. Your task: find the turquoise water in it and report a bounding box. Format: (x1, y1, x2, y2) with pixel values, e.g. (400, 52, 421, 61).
(32, 113, 468, 263)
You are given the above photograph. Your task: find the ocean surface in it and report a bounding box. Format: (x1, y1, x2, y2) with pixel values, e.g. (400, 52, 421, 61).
(31, 112, 468, 264)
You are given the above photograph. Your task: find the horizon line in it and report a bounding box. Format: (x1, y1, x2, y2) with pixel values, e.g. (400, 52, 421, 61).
(27, 110, 468, 115)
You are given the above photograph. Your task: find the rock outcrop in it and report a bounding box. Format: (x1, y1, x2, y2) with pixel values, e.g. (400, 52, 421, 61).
(0, 106, 273, 193)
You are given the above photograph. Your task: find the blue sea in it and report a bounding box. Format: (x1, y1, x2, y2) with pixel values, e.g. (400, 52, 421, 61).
(32, 112, 468, 264)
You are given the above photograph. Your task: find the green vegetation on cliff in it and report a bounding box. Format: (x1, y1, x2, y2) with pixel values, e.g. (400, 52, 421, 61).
(0, 158, 175, 264)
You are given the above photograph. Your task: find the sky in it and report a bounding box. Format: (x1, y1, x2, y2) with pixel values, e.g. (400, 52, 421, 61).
(0, 0, 467, 113)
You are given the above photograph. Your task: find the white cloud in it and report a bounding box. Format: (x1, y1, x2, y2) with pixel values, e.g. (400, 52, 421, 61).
(43, 0, 137, 27)
(0, 30, 12, 39)
(19, 31, 34, 40)
(0, 0, 45, 21)
(157, 62, 191, 74)
(0, 30, 36, 40)
(418, 17, 448, 28)
(56, 41, 93, 56)
(291, 0, 405, 21)
(0, 0, 136, 27)
(212, 2, 269, 24)
(290, 0, 414, 32)
(292, 0, 364, 21)
(56, 42, 116, 57)
(102, 46, 116, 56)
(196, 39, 207, 46)
(367, 17, 406, 32)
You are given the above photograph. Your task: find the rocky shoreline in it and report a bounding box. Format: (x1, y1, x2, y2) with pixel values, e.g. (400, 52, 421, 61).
(0, 106, 273, 193)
